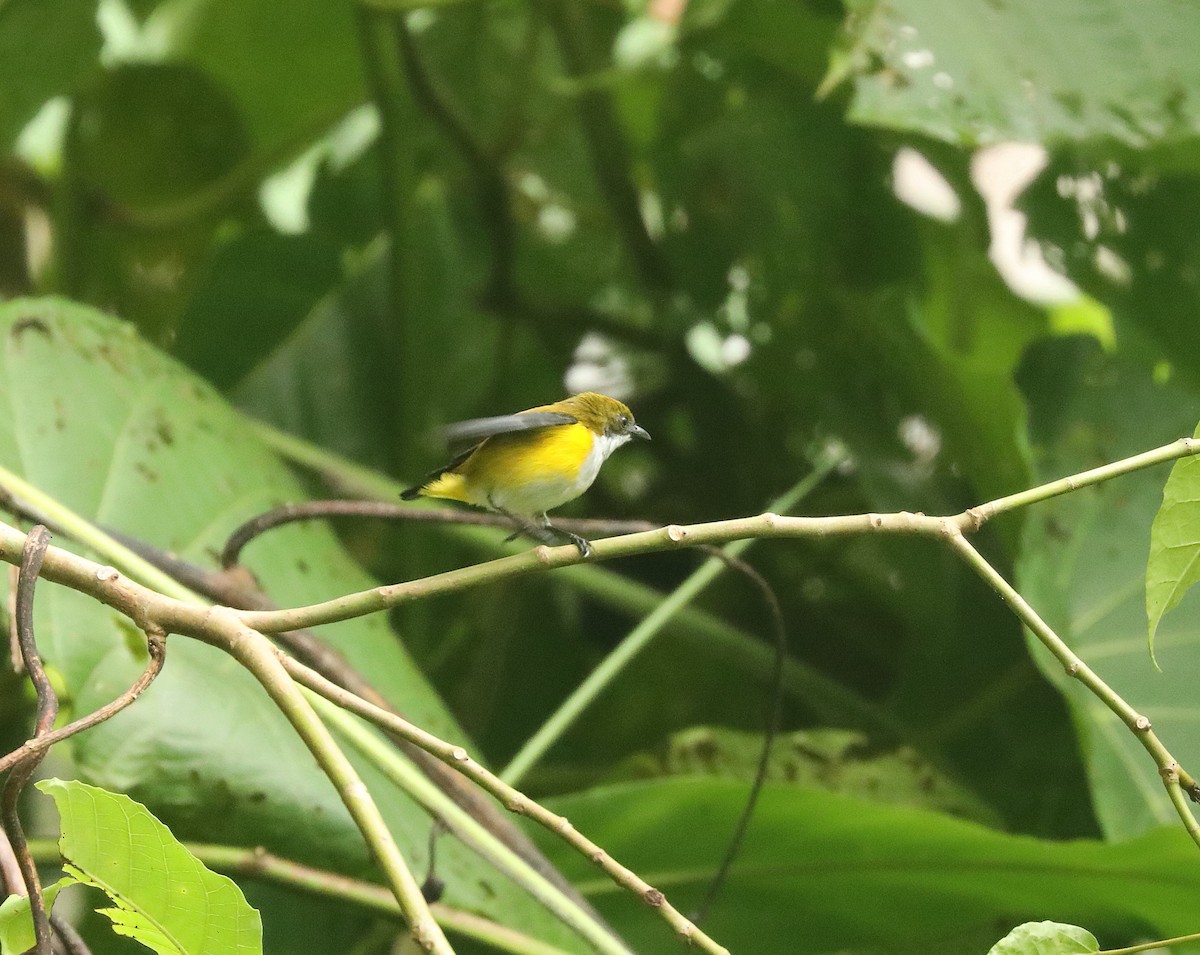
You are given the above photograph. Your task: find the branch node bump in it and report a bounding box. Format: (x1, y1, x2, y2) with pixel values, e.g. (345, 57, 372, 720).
(1065, 661, 1080, 677)
(667, 524, 687, 542)
(535, 545, 554, 565)
(1162, 762, 1181, 783)
(870, 514, 883, 529)
(1135, 715, 1152, 731)
(94, 565, 119, 582)
(762, 512, 779, 529)
(450, 746, 468, 762)
(642, 887, 665, 907)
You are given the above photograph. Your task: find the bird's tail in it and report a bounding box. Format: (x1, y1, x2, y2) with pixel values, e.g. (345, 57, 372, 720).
(401, 470, 469, 503)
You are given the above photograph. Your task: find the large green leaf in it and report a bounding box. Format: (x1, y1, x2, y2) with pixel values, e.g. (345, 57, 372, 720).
(829, 0, 1200, 149)
(0, 297, 585, 950)
(1016, 337, 1200, 839)
(39, 778, 262, 954)
(539, 778, 1200, 955)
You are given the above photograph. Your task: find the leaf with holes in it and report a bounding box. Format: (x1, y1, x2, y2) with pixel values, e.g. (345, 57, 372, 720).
(828, 0, 1200, 149)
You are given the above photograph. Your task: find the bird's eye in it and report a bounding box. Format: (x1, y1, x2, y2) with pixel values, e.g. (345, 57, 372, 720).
(618, 414, 630, 428)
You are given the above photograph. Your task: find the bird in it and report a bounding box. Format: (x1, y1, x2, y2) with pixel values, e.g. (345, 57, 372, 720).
(402, 392, 650, 557)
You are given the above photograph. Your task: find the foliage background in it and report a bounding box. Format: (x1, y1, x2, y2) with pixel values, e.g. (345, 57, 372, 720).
(2, 0, 1200, 952)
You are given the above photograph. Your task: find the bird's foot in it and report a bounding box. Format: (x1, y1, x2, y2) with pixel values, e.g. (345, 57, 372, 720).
(560, 530, 592, 559)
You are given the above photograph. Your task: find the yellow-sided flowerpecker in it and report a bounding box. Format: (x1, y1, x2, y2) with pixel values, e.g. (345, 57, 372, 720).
(402, 392, 650, 556)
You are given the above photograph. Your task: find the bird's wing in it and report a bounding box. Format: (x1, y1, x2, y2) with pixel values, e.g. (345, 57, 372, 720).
(442, 410, 577, 451)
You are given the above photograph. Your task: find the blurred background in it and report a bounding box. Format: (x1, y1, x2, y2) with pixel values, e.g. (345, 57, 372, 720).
(3, 0, 1200, 952)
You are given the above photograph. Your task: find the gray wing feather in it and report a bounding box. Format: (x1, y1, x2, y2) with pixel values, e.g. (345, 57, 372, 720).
(442, 410, 577, 450)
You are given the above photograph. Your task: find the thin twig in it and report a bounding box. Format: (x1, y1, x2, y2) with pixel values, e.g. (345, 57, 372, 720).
(945, 531, 1200, 848)
(0, 629, 166, 776)
(303, 688, 633, 955)
(498, 463, 833, 785)
(1, 525, 55, 955)
(0, 522, 458, 954)
(688, 548, 786, 925)
(0, 486, 615, 936)
(0, 827, 25, 896)
(6, 561, 19, 671)
(284, 656, 729, 955)
(1098, 931, 1200, 955)
(248, 420, 899, 733)
(50, 914, 93, 955)
(235, 436, 1200, 635)
(207, 608, 457, 954)
(220, 498, 652, 569)
(3, 436, 1200, 950)
(24, 837, 579, 955)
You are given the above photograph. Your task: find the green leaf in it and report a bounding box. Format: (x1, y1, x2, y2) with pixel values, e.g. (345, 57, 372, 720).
(66, 63, 250, 212)
(614, 726, 997, 823)
(59, 62, 254, 344)
(37, 778, 262, 954)
(154, 0, 364, 153)
(174, 228, 343, 389)
(1017, 337, 1200, 839)
(1022, 159, 1200, 386)
(0, 0, 100, 147)
(0, 298, 586, 951)
(0, 877, 74, 955)
(540, 778, 1200, 955)
(829, 0, 1200, 149)
(1146, 427, 1200, 656)
(987, 921, 1098, 955)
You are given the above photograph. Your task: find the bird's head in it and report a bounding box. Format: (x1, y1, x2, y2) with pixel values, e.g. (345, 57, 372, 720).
(559, 392, 651, 443)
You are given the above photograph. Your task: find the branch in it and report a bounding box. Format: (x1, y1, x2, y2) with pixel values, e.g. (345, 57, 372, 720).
(0, 630, 166, 776)
(0, 524, 455, 954)
(946, 531, 1200, 848)
(499, 463, 834, 784)
(220, 498, 652, 569)
(0, 483, 630, 951)
(4, 435, 1199, 950)
(287, 658, 728, 955)
(24, 838, 579, 955)
(1, 526, 55, 955)
(235, 437, 1200, 635)
(248, 418, 901, 734)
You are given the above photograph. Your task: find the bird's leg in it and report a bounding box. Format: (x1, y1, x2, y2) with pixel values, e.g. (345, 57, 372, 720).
(487, 500, 592, 557)
(539, 513, 592, 559)
(489, 501, 561, 548)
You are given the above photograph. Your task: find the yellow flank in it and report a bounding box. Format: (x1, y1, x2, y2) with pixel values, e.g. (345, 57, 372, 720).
(421, 422, 594, 506)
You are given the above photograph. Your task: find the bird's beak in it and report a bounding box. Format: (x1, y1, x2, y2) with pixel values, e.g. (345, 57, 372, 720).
(629, 424, 651, 441)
